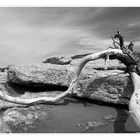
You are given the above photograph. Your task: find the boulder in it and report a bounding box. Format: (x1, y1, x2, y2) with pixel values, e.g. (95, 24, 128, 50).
(8, 63, 73, 86)
(2, 105, 52, 133)
(73, 71, 133, 104)
(7, 62, 133, 105)
(43, 56, 72, 65)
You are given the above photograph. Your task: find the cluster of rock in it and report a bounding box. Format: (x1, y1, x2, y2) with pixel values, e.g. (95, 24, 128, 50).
(6, 54, 130, 105)
(0, 54, 133, 132)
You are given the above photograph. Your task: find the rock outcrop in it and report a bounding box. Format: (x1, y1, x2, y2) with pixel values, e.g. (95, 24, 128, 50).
(0, 54, 134, 133)
(6, 56, 132, 105)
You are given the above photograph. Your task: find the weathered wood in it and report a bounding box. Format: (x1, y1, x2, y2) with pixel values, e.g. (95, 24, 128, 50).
(129, 72, 140, 129)
(111, 31, 140, 129)
(0, 49, 127, 105)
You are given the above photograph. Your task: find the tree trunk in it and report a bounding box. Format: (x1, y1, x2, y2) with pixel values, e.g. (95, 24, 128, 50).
(129, 72, 140, 129)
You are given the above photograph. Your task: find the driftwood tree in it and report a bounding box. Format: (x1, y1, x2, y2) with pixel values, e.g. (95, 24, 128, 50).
(0, 31, 140, 129)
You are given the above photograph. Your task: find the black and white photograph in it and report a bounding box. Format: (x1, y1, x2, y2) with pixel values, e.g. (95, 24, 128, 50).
(0, 5, 140, 134)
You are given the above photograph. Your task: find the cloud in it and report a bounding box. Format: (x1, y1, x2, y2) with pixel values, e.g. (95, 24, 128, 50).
(0, 7, 140, 66)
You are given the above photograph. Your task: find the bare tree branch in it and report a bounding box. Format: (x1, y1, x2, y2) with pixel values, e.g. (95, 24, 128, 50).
(0, 49, 127, 105)
(126, 41, 134, 52)
(111, 36, 120, 48)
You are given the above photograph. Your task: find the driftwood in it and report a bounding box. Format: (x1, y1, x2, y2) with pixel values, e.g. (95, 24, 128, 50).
(0, 49, 126, 105)
(0, 31, 140, 129)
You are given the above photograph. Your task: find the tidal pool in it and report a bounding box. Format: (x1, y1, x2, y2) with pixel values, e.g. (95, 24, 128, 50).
(1, 82, 139, 133)
(22, 97, 139, 133)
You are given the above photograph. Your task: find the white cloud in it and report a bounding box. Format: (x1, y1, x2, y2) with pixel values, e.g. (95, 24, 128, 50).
(0, 7, 140, 66)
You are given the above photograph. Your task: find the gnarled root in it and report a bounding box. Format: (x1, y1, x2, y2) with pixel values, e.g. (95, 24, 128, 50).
(0, 49, 127, 105)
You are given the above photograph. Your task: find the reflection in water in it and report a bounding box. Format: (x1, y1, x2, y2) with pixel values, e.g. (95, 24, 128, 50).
(2, 81, 140, 133)
(114, 108, 134, 133)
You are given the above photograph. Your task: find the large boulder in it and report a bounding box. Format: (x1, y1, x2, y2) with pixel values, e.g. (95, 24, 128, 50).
(7, 62, 132, 105)
(8, 63, 74, 86)
(73, 72, 133, 105)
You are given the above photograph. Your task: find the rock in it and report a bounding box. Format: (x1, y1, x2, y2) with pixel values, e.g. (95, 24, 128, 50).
(2, 105, 52, 132)
(7, 63, 126, 87)
(0, 119, 11, 133)
(74, 123, 81, 127)
(0, 72, 8, 84)
(102, 114, 117, 122)
(74, 120, 107, 131)
(73, 71, 133, 105)
(7, 62, 132, 105)
(0, 67, 9, 72)
(43, 56, 72, 65)
(8, 63, 72, 86)
(85, 121, 105, 130)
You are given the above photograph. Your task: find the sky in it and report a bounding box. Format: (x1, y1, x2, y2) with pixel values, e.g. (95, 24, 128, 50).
(0, 7, 140, 66)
